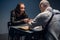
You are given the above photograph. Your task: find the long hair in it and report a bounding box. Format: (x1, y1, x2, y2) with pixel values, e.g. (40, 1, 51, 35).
(15, 3, 25, 14)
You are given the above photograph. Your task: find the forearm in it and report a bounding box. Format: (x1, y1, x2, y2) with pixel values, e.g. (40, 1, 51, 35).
(12, 19, 25, 23)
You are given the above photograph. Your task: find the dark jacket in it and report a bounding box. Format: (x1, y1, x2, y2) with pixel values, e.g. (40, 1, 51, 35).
(10, 10, 28, 26)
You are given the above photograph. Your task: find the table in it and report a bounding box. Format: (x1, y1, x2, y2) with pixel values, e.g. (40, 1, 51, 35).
(9, 24, 43, 40)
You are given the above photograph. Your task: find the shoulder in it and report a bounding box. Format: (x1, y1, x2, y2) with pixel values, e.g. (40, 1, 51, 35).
(37, 11, 52, 18)
(11, 10, 15, 15)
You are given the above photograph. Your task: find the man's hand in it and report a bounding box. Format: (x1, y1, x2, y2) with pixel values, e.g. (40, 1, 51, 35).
(23, 18, 30, 23)
(23, 18, 32, 24)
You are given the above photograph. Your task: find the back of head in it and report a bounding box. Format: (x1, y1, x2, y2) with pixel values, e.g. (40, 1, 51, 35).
(39, 0, 51, 12)
(40, 0, 50, 7)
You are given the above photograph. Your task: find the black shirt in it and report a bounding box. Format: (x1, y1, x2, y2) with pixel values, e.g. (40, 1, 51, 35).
(10, 10, 28, 25)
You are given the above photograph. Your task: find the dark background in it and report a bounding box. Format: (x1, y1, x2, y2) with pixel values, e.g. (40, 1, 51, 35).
(0, 0, 60, 34)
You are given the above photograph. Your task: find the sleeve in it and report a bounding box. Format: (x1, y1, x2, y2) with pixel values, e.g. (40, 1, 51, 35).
(10, 10, 16, 23)
(11, 11, 25, 24)
(29, 13, 48, 28)
(11, 11, 21, 23)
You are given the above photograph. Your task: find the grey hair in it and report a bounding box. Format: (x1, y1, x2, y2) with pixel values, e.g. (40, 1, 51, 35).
(40, 0, 50, 7)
